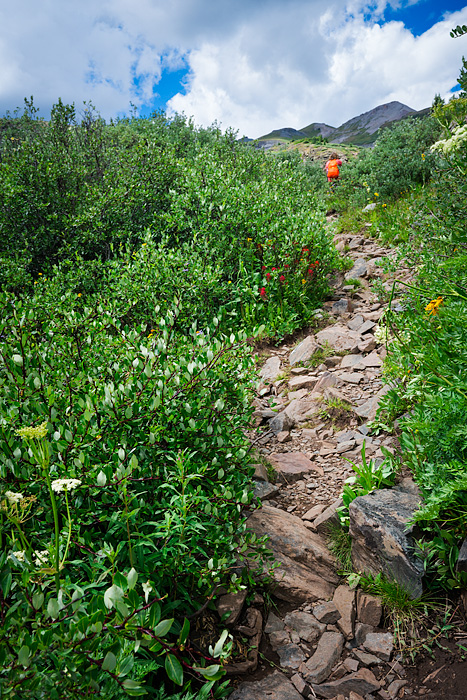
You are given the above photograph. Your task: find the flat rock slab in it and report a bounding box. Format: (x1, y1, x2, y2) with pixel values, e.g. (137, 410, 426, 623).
(247, 505, 339, 603)
(312, 668, 380, 699)
(289, 375, 318, 391)
(361, 351, 383, 367)
(349, 488, 424, 598)
(339, 372, 365, 384)
(260, 355, 282, 383)
(333, 585, 356, 639)
(316, 325, 362, 352)
(357, 591, 382, 627)
(313, 601, 341, 624)
(229, 671, 304, 700)
(268, 452, 324, 483)
(290, 335, 318, 366)
(363, 632, 394, 661)
(216, 590, 247, 626)
(253, 480, 280, 501)
(284, 397, 321, 424)
(345, 258, 368, 280)
(277, 643, 306, 669)
(353, 385, 390, 420)
(301, 631, 344, 684)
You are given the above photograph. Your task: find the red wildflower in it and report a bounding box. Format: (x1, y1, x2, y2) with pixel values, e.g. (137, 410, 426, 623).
(260, 287, 267, 299)
(284, 264, 290, 269)
(308, 268, 314, 276)
(261, 265, 266, 271)
(266, 273, 271, 281)
(280, 275, 286, 283)
(272, 267, 277, 271)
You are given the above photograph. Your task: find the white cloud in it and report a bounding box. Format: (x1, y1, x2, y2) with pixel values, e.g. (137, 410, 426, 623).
(0, 0, 466, 136)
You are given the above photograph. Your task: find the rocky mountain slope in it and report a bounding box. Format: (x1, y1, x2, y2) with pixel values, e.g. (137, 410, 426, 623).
(255, 101, 429, 147)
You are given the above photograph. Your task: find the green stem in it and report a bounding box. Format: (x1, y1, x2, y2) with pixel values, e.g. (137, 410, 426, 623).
(44, 468, 61, 594)
(60, 489, 73, 570)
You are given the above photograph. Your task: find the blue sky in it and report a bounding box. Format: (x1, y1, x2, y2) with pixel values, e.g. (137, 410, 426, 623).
(1, 0, 467, 137)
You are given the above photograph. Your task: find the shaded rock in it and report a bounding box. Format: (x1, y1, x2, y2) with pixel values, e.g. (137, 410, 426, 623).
(290, 673, 312, 697)
(349, 693, 365, 700)
(269, 410, 294, 435)
(247, 505, 339, 603)
(457, 537, 467, 572)
(229, 671, 304, 700)
(388, 679, 407, 698)
(336, 440, 356, 453)
(253, 462, 269, 481)
(358, 320, 376, 334)
(260, 356, 282, 383)
(269, 630, 291, 649)
(268, 452, 324, 483)
(277, 430, 291, 443)
(301, 631, 344, 684)
(354, 622, 374, 646)
(357, 591, 382, 627)
(333, 298, 353, 315)
(225, 608, 262, 676)
(265, 611, 284, 633)
(316, 325, 362, 352)
(344, 658, 360, 673)
(288, 388, 309, 401)
(277, 643, 306, 669)
(345, 258, 368, 280)
(253, 481, 280, 501)
(216, 590, 247, 626)
(290, 335, 318, 366)
(363, 632, 394, 661)
(312, 668, 380, 698)
(347, 314, 364, 331)
(313, 601, 341, 624)
(284, 611, 325, 643)
(349, 488, 424, 598)
(333, 585, 356, 639)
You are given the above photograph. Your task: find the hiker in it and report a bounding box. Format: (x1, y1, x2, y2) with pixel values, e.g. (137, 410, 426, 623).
(325, 153, 342, 184)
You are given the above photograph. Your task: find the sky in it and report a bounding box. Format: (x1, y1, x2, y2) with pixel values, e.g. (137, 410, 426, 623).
(1, 0, 467, 138)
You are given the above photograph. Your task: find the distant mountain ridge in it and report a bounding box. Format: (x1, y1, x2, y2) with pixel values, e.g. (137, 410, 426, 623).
(256, 101, 429, 146)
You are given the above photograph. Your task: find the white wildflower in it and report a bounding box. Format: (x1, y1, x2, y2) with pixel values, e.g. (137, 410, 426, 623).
(374, 324, 392, 345)
(16, 420, 48, 440)
(51, 478, 82, 493)
(5, 491, 24, 504)
(34, 550, 49, 567)
(142, 580, 153, 603)
(9, 550, 26, 563)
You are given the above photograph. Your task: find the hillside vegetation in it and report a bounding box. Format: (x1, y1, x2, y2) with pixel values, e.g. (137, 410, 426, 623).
(0, 79, 466, 698)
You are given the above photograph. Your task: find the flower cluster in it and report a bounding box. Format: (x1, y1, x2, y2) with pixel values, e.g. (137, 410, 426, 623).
(431, 125, 467, 155)
(5, 490, 24, 504)
(425, 296, 443, 315)
(16, 420, 48, 440)
(51, 478, 82, 493)
(259, 243, 319, 299)
(34, 550, 49, 567)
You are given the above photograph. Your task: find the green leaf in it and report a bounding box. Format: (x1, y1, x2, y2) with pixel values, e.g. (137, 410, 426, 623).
(153, 618, 174, 637)
(97, 470, 107, 486)
(47, 598, 60, 619)
(102, 651, 117, 672)
(122, 679, 146, 696)
(32, 592, 44, 610)
(12, 354, 23, 365)
(18, 645, 31, 668)
(104, 584, 124, 610)
(127, 567, 138, 590)
(178, 618, 190, 646)
(165, 653, 183, 686)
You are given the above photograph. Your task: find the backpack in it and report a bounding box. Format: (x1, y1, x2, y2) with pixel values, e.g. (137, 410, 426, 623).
(327, 159, 340, 178)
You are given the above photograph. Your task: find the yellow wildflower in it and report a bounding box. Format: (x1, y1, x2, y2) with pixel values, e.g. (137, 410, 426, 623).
(425, 296, 443, 315)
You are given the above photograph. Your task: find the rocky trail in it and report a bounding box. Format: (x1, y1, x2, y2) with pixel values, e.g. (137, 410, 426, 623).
(221, 226, 467, 700)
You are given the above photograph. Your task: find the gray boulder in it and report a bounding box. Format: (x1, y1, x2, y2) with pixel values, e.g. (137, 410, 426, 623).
(349, 488, 424, 598)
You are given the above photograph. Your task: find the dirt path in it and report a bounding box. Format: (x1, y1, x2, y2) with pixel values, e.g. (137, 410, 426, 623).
(227, 227, 467, 700)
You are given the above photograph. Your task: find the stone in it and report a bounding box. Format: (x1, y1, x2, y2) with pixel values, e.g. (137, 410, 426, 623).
(284, 611, 325, 642)
(352, 648, 382, 666)
(314, 372, 339, 393)
(362, 351, 383, 367)
(268, 452, 323, 483)
(339, 372, 364, 384)
(347, 314, 365, 331)
(344, 658, 360, 673)
(247, 505, 339, 603)
(358, 320, 376, 334)
(216, 590, 247, 626)
(290, 673, 311, 697)
(265, 611, 284, 633)
(354, 623, 374, 646)
(333, 585, 356, 639)
(302, 504, 326, 521)
(311, 498, 343, 534)
(457, 537, 467, 572)
(363, 632, 394, 661)
(387, 679, 407, 698)
(253, 481, 280, 501)
(269, 630, 291, 649)
(288, 388, 309, 402)
(284, 397, 321, 424)
(229, 671, 304, 700)
(349, 693, 365, 700)
(277, 430, 291, 443)
(357, 592, 382, 627)
(269, 410, 294, 435)
(353, 385, 391, 420)
(332, 298, 353, 315)
(311, 668, 380, 698)
(260, 356, 282, 383)
(340, 354, 365, 369)
(336, 440, 356, 454)
(313, 601, 341, 624)
(316, 325, 363, 352)
(349, 488, 424, 598)
(301, 631, 344, 684)
(253, 463, 269, 481)
(290, 335, 318, 366)
(358, 336, 377, 353)
(277, 643, 306, 669)
(345, 259, 368, 280)
(363, 202, 377, 212)
(289, 375, 318, 391)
